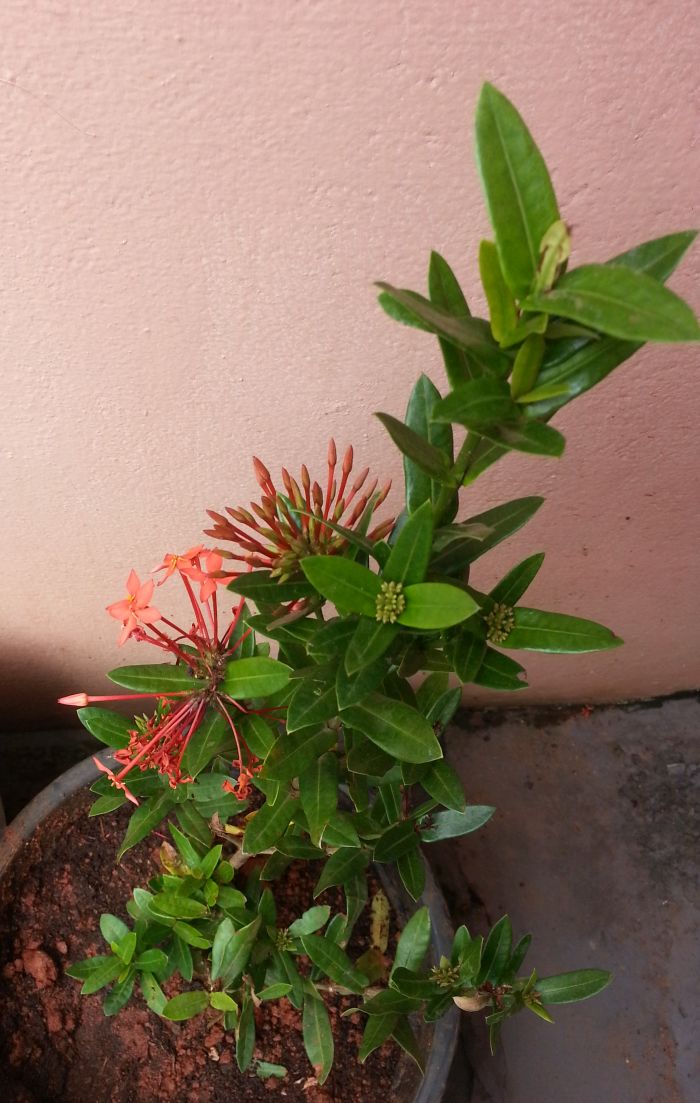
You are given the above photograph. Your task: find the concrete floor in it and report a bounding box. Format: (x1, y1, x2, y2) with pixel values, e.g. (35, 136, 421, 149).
(436, 694, 699, 1103)
(2, 694, 698, 1101)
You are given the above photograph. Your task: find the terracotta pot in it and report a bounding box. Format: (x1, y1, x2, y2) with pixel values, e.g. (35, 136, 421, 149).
(0, 753, 459, 1102)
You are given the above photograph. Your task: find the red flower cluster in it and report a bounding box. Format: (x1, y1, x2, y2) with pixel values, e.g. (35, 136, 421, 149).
(205, 440, 393, 581)
(59, 547, 275, 804)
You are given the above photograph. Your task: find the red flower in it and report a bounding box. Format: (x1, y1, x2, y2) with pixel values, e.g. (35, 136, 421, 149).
(106, 570, 161, 646)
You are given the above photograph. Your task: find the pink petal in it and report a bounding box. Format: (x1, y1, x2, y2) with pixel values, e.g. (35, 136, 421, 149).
(138, 606, 161, 625)
(107, 599, 131, 622)
(137, 578, 155, 605)
(126, 569, 140, 595)
(184, 544, 205, 560)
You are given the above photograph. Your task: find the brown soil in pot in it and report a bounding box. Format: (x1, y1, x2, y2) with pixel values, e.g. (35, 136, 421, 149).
(0, 792, 417, 1103)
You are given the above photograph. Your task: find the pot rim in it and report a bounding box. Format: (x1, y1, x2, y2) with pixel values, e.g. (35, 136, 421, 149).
(0, 751, 459, 1102)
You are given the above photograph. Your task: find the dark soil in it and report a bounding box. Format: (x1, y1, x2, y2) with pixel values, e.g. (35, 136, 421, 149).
(0, 792, 417, 1103)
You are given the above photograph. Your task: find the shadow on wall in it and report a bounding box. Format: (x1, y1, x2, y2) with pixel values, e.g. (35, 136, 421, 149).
(0, 645, 133, 734)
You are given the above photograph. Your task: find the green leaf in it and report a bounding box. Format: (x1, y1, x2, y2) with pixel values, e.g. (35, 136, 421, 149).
(210, 991, 238, 1012)
(392, 1016, 426, 1073)
(288, 906, 331, 937)
(475, 82, 560, 298)
(423, 761, 466, 812)
(171, 935, 193, 981)
(393, 906, 431, 975)
(478, 916, 512, 984)
(117, 791, 177, 860)
(479, 420, 565, 457)
(451, 625, 487, 684)
(243, 793, 296, 854)
(384, 501, 433, 585)
(237, 714, 277, 759)
(425, 686, 462, 728)
(276, 833, 324, 860)
(161, 989, 210, 1021)
(375, 412, 451, 481)
(300, 935, 369, 993)
(403, 373, 455, 512)
(322, 811, 362, 849)
(89, 793, 127, 816)
(287, 676, 338, 734)
(112, 931, 136, 965)
(133, 949, 168, 973)
(429, 251, 479, 385)
(523, 264, 700, 342)
(510, 333, 545, 398)
(474, 647, 528, 690)
(506, 934, 532, 978)
(73, 955, 124, 995)
(172, 922, 212, 949)
(345, 619, 398, 676)
(227, 570, 316, 604)
(346, 737, 394, 779)
(140, 972, 167, 1015)
(214, 917, 262, 986)
(502, 607, 622, 653)
(400, 582, 479, 629)
(419, 806, 495, 842)
(336, 655, 387, 710)
(263, 727, 336, 781)
(180, 708, 231, 778)
(211, 917, 235, 981)
(222, 656, 292, 699)
(149, 894, 208, 920)
(432, 496, 543, 571)
(389, 968, 438, 999)
(361, 989, 422, 1016)
(188, 782, 244, 823)
(479, 239, 518, 343)
(107, 663, 204, 693)
(374, 820, 419, 863)
(609, 230, 697, 280)
(341, 693, 442, 764)
(276, 950, 305, 1009)
(77, 707, 131, 749)
(314, 847, 369, 897)
(236, 995, 256, 1072)
(299, 753, 337, 846)
(164, 822, 199, 866)
(433, 377, 518, 428)
(490, 553, 545, 606)
(377, 283, 510, 374)
(303, 990, 334, 1084)
(536, 969, 612, 1004)
(103, 974, 135, 1016)
(415, 672, 449, 716)
(522, 227, 696, 419)
(255, 1060, 287, 1079)
(397, 848, 426, 901)
(359, 1013, 398, 1062)
(257, 983, 292, 1002)
(100, 913, 129, 944)
(301, 557, 380, 617)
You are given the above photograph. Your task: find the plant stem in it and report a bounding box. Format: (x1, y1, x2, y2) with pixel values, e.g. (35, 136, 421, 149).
(433, 431, 480, 528)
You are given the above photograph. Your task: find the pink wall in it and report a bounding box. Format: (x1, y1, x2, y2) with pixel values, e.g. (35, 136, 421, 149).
(2, 1, 698, 726)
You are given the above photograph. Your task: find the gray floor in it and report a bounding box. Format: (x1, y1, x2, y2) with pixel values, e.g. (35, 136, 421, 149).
(436, 694, 699, 1103)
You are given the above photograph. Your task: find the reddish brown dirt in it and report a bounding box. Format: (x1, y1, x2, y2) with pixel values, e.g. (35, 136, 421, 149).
(0, 793, 412, 1102)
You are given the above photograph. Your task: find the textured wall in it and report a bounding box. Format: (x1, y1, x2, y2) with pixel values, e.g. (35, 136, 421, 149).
(1, 0, 698, 726)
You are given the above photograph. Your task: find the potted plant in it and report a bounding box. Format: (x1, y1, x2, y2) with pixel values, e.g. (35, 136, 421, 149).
(1, 82, 697, 1101)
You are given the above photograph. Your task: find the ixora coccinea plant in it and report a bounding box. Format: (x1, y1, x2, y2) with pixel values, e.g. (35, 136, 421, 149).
(58, 82, 698, 1086)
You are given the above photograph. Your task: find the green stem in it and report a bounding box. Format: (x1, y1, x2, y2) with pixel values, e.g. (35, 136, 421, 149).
(433, 432, 480, 527)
